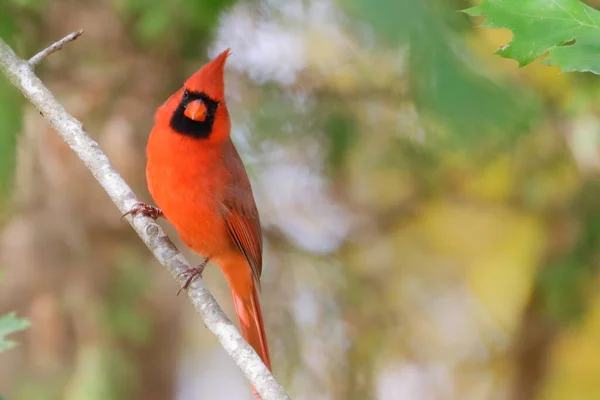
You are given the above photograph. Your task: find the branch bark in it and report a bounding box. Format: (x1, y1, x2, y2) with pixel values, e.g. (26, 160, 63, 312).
(0, 32, 290, 400)
(28, 30, 83, 66)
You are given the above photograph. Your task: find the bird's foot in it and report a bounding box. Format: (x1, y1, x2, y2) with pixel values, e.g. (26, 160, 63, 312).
(177, 257, 210, 296)
(121, 202, 163, 220)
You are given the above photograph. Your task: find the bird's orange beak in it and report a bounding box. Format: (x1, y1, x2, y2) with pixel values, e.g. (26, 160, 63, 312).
(184, 99, 207, 122)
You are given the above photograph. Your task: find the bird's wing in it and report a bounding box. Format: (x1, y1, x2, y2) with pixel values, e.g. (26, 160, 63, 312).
(222, 194, 263, 288)
(220, 141, 263, 288)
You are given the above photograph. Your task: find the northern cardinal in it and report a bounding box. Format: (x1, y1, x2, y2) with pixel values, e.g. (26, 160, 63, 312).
(124, 49, 271, 398)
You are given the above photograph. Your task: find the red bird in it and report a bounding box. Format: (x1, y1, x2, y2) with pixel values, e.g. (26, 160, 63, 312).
(124, 49, 271, 398)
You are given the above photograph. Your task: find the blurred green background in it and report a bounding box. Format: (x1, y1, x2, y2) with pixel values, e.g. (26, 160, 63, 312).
(2, 0, 600, 399)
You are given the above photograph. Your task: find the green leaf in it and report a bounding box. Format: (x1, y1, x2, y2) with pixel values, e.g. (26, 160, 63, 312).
(0, 312, 31, 352)
(465, 0, 600, 74)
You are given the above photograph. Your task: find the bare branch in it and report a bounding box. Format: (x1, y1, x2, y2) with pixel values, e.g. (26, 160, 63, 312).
(0, 35, 290, 400)
(28, 30, 83, 67)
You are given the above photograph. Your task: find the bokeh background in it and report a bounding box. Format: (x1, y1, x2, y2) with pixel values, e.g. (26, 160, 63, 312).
(2, 0, 600, 399)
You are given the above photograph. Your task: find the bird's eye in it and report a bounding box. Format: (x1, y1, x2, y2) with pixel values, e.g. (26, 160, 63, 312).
(182, 90, 189, 100)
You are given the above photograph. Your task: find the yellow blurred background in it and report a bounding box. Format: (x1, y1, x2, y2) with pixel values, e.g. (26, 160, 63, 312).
(2, 0, 600, 399)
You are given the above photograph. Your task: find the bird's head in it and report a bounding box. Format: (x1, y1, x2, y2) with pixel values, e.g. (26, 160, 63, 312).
(162, 49, 231, 142)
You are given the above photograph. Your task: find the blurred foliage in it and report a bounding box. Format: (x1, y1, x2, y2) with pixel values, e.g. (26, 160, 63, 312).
(101, 251, 152, 345)
(0, 0, 44, 46)
(467, 0, 600, 74)
(539, 178, 600, 323)
(114, 0, 236, 56)
(0, 78, 21, 198)
(0, 6, 17, 47)
(0, 5, 21, 200)
(3, 0, 43, 9)
(323, 109, 359, 174)
(344, 0, 541, 151)
(0, 312, 30, 353)
(65, 347, 138, 400)
(0, 0, 45, 201)
(0, 273, 30, 353)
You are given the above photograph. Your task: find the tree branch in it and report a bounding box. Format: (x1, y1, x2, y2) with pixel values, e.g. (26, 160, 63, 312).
(28, 30, 83, 66)
(0, 32, 290, 400)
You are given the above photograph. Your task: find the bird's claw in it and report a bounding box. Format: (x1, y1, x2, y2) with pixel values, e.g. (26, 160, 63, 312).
(177, 258, 210, 296)
(121, 202, 163, 220)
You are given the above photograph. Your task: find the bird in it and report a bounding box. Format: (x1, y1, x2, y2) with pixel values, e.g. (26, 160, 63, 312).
(123, 49, 271, 398)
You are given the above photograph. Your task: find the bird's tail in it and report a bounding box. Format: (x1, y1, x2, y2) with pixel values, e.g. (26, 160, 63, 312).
(230, 279, 271, 399)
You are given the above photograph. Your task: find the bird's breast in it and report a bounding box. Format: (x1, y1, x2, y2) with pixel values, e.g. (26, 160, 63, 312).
(146, 130, 233, 257)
